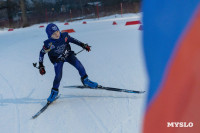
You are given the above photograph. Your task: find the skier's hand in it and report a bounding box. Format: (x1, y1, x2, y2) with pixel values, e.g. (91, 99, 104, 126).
(82, 43, 91, 52)
(39, 62, 46, 75)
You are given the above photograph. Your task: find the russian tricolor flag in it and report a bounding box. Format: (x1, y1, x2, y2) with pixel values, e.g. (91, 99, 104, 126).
(143, 0, 200, 133)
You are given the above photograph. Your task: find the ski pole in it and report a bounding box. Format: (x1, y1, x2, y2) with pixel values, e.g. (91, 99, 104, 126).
(33, 49, 85, 68)
(75, 49, 85, 55)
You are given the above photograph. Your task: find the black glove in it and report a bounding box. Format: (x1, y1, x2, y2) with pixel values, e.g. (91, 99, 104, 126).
(81, 43, 91, 52)
(39, 62, 46, 75)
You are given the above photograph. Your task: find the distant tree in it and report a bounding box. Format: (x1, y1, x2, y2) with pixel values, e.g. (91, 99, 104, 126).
(6, 0, 13, 26)
(20, 0, 28, 27)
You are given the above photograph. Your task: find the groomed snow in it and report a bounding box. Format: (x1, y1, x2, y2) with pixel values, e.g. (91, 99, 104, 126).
(0, 13, 148, 133)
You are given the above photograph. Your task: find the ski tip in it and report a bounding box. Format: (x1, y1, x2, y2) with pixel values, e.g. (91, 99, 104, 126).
(125, 90, 145, 94)
(136, 91, 145, 94)
(127, 91, 146, 94)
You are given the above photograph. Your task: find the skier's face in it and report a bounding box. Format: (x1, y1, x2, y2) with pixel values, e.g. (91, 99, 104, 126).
(51, 31, 60, 39)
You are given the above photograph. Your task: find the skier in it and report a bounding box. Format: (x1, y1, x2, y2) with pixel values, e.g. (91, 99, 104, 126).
(38, 23, 98, 103)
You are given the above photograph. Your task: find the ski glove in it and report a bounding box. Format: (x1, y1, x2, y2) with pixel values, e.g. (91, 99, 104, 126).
(81, 43, 91, 52)
(39, 62, 46, 75)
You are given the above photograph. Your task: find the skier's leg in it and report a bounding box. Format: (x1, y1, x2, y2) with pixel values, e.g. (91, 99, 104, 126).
(66, 54, 98, 88)
(53, 62, 64, 89)
(47, 62, 64, 102)
(66, 54, 86, 77)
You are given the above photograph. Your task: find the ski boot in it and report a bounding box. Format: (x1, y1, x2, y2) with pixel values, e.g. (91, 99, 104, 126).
(47, 88, 59, 103)
(81, 75, 98, 88)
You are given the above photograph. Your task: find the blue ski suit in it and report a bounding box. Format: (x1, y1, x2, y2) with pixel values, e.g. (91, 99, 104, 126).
(39, 32, 87, 89)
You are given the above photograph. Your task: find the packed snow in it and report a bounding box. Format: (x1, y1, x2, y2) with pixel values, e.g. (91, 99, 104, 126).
(0, 13, 148, 133)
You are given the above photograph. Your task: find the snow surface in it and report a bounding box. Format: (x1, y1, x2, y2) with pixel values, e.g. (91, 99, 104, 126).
(0, 13, 148, 133)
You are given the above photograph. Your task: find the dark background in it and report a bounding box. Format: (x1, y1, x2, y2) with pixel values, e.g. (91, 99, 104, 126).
(0, 0, 141, 28)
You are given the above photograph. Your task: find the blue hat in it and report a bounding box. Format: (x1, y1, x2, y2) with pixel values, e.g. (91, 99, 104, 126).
(46, 23, 60, 38)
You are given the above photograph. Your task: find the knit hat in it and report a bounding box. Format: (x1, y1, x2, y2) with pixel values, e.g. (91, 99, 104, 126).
(46, 23, 60, 38)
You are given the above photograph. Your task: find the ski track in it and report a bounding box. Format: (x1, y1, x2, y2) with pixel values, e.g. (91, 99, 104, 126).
(27, 70, 39, 99)
(81, 97, 109, 133)
(109, 97, 140, 133)
(110, 115, 135, 133)
(0, 73, 21, 133)
(25, 73, 37, 99)
(0, 13, 147, 133)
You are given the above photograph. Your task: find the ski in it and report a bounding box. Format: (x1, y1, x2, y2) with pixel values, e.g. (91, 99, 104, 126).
(63, 85, 145, 94)
(32, 94, 61, 119)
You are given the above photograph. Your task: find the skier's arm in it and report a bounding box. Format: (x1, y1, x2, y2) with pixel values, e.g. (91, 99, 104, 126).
(38, 42, 50, 75)
(39, 51, 45, 63)
(67, 34, 91, 52)
(39, 41, 51, 63)
(39, 46, 47, 63)
(68, 35, 84, 47)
